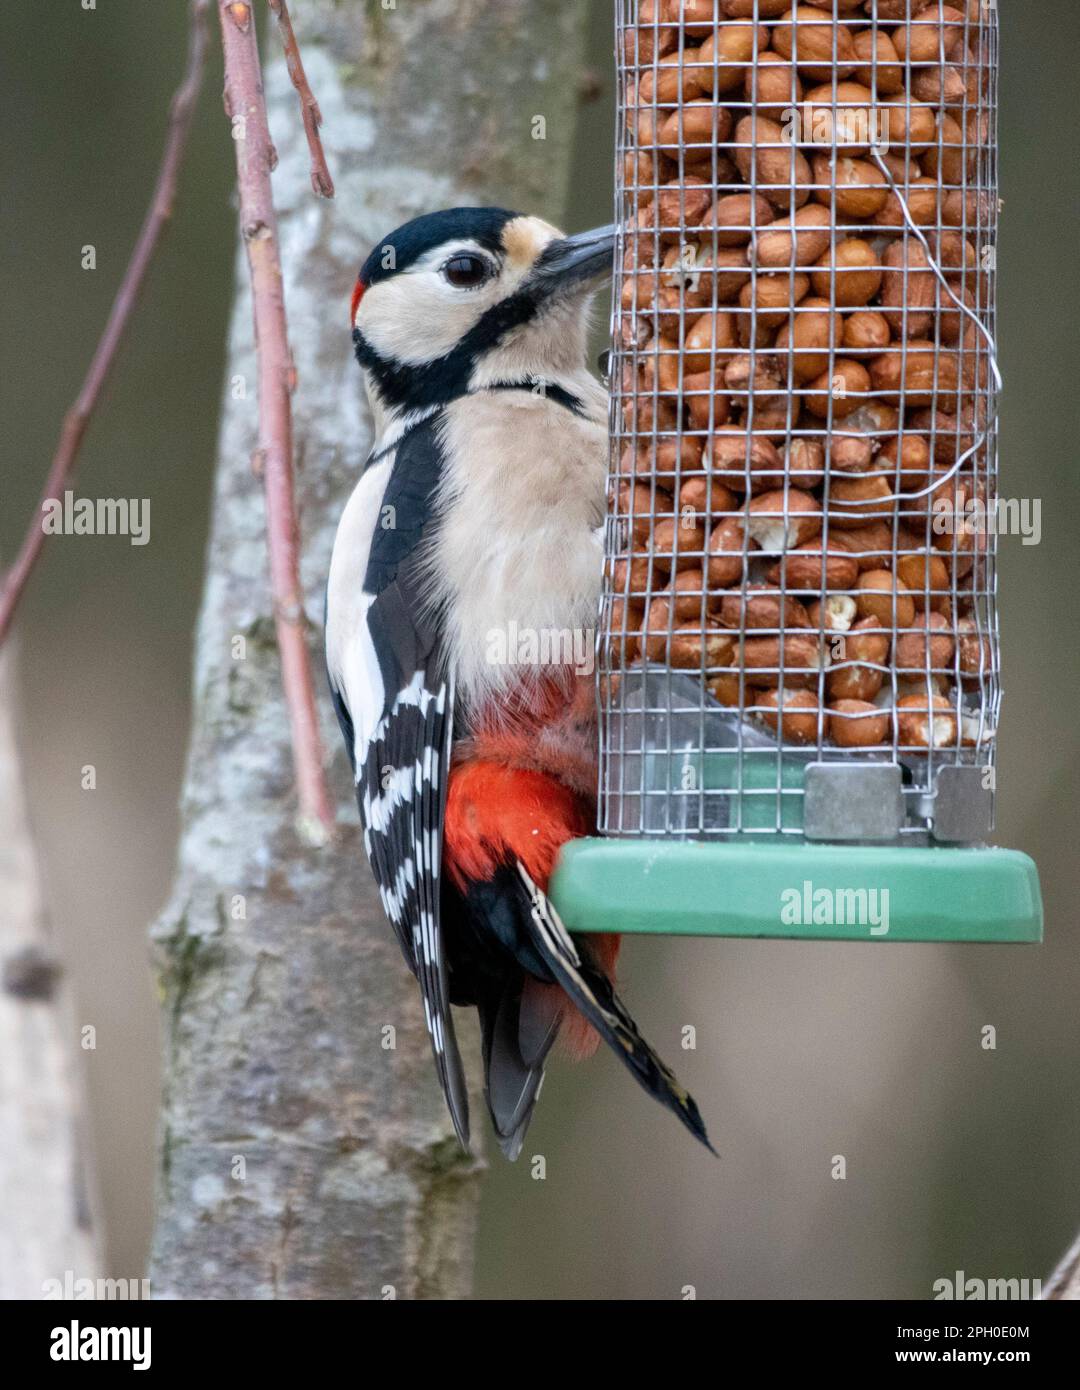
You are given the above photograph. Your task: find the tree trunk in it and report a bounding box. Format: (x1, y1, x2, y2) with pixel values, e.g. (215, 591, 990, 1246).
(149, 0, 589, 1299)
(0, 647, 100, 1297)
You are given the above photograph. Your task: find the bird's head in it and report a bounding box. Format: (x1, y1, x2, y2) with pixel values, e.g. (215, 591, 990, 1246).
(350, 207, 614, 426)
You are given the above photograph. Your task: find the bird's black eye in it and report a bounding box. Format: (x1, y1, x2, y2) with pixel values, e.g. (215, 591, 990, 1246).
(443, 254, 491, 288)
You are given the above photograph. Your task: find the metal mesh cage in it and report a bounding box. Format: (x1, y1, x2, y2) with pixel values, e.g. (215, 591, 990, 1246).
(600, 0, 1000, 844)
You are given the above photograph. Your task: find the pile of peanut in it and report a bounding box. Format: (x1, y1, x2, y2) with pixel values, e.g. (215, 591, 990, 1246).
(611, 0, 996, 751)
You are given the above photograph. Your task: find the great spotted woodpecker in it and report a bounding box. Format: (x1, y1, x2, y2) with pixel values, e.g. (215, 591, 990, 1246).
(326, 207, 712, 1158)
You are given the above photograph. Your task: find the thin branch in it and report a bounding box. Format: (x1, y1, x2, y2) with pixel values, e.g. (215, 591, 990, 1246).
(267, 0, 335, 198)
(1045, 1229, 1080, 1300)
(0, 0, 212, 648)
(218, 0, 336, 844)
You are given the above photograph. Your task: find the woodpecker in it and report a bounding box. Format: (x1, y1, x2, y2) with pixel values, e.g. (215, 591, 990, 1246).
(326, 207, 712, 1158)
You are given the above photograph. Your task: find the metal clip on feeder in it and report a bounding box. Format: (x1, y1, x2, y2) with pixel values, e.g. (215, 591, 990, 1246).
(551, 1, 1042, 943)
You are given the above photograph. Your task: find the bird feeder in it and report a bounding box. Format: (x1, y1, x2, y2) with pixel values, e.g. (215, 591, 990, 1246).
(550, 0, 1042, 942)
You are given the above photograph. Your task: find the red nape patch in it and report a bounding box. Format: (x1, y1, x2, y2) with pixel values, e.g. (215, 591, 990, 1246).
(349, 277, 366, 325)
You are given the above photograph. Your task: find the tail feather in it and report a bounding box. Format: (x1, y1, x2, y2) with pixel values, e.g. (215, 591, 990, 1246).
(514, 863, 717, 1156)
(518, 978, 563, 1069)
(479, 983, 560, 1161)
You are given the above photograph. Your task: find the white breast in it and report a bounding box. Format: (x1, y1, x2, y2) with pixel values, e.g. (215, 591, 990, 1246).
(429, 381, 608, 713)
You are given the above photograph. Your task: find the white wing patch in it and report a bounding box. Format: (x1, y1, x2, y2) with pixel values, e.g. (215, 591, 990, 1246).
(325, 457, 392, 761)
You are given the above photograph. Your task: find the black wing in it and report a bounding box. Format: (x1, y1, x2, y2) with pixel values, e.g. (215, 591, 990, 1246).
(515, 864, 716, 1155)
(329, 418, 470, 1148)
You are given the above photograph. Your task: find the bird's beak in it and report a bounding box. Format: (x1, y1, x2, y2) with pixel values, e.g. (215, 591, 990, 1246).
(530, 224, 616, 293)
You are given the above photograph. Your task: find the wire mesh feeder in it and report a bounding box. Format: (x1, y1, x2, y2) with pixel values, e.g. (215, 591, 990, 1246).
(550, 0, 1042, 943)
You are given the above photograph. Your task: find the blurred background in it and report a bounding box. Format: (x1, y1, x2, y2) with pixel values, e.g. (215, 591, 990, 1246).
(1, 0, 1078, 1299)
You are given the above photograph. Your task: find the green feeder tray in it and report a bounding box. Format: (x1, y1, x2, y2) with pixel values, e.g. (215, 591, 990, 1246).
(550, 838, 1043, 944)
(549, 718, 1042, 942)
(561, 674, 1043, 943)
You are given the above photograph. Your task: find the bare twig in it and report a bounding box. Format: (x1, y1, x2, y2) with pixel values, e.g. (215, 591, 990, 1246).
(1045, 1228, 1080, 1300)
(218, 0, 336, 843)
(267, 0, 334, 198)
(0, 0, 212, 648)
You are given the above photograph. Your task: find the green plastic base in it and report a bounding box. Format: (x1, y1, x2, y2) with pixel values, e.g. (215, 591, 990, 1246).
(549, 840, 1043, 943)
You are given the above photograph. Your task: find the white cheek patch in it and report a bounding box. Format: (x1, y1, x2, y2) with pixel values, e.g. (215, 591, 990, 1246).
(354, 232, 548, 369)
(357, 276, 481, 365)
(356, 239, 506, 366)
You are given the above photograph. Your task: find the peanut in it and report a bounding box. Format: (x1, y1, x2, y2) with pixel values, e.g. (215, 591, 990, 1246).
(753, 688, 823, 743)
(829, 699, 889, 747)
(733, 115, 812, 210)
(810, 237, 883, 308)
(753, 202, 833, 269)
(772, 7, 857, 82)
